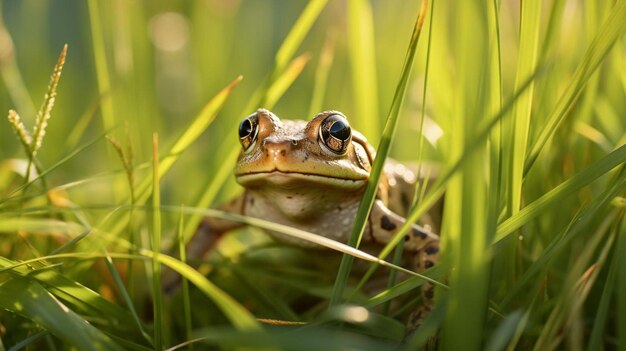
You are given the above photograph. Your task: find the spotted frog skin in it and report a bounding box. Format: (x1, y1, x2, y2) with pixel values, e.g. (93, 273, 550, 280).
(184, 109, 441, 326)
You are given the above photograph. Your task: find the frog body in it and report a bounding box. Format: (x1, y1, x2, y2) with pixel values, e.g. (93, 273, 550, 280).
(180, 109, 441, 328)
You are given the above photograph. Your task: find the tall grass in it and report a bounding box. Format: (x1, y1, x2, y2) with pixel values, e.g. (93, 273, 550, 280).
(0, 0, 625, 350)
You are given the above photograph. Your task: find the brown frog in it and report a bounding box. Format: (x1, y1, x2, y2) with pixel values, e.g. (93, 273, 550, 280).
(181, 109, 441, 326)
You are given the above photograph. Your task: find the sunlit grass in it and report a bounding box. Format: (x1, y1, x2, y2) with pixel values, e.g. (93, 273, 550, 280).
(0, 0, 625, 350)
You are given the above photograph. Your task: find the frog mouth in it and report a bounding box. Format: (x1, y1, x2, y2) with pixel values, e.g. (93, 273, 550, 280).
(236, 170, 367, 189)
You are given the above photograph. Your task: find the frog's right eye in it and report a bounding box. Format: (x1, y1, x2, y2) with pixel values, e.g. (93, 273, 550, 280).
(319, 114, 351, 155)
(238, 113, 259, 151)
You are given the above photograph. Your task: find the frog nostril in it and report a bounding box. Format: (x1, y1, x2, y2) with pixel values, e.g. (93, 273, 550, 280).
(290, 139, 298, 146)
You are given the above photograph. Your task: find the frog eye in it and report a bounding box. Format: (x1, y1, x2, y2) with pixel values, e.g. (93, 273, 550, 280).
(238, 113, 259, 152)
(319, 114, 352, 155)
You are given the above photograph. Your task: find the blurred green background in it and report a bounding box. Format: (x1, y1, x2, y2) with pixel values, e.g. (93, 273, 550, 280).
(1, 0, 625, 349)
(1, 0, 429, 208)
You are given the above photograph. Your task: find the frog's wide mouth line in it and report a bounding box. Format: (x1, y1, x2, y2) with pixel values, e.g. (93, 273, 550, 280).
(236, 170, 367, 188)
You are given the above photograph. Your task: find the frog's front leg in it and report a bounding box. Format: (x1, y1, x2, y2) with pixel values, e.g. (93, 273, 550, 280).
(184, 195, 247, 261)
(163, 194, 246, 292)
(367, 199, 439, 329)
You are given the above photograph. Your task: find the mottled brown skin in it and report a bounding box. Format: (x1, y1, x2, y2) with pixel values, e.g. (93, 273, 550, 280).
(177, 109, 441, 328)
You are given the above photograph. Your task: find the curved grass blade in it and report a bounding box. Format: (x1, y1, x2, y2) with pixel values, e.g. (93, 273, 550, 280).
(330, 0, 430, 307)
(0, 15, 36, 119)
(485, 310, 524, 351)
(308, 36, 335, 116)
(147, 252, 261, 331)
(499, 177, 626, 308)
(8, 331, 47, 351)
(617, 214, 626, 351)
(365, 262, 447, 309)
(0, 256, 134, 328)
(103, 253, 153, 345)
(185, 326, 397, 351)
(264, 53, 310, 108)
(129, 76, 243, 208)
(524, 0, 626, 173)
(496, 144, 626, 243)
(274, 0, 328, 71)
(0, 276, 123, 351)
(2, 129, 110, 205)
(586, 243, 619, 351)
(534, 211, 618, 350)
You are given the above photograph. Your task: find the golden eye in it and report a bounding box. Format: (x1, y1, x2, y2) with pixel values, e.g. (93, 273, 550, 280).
(238, 113, 259, 152)
(319, 114, 351, 154)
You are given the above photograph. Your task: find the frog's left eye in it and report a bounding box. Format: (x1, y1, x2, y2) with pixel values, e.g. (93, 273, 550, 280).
(238, 113, 259, 152)
(319, 114, 352, 155)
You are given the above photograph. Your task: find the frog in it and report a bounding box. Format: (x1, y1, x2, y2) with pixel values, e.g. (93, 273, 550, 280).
(179, 109, 441, 328)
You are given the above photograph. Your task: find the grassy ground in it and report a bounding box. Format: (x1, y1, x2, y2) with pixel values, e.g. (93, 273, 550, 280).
(0, 1, 625, 350)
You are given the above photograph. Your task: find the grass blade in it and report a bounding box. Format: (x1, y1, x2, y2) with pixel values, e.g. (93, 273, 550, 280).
(0, 276, 123, 351)
(308, 37, 335, 116)
(525, 0, 626, 173)
(508, 0, 541, 216)
(329, 0, 430, 307)
(496, 144, 626, 242)
(87, 0, 115, 131)
(274, 0, 328, 71)
(617, 213, 626, 351)
(264, 54, 310, 108)
(151, 134, 163, 350)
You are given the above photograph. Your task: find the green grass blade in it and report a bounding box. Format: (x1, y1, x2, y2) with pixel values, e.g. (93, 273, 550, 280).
(150, 252, 261, 331)
(330, 0, 430, 307)
(8, 331, 47, 351)
(499, 177, 626, 309)
(103, 253, 153, 345)
(177, 207, 193, 346)
(485, 310, 524, 351)
(87, 0, 115, 131)
(440, 0, 493, 347)
(586, 247, 618, 351)
(275, 0, 328, 71)
(496, 144, 626, 242)
(3, 129, 109, 203)
(0, 256, 135, 330)
(525, 0, 626, 173)
(151, 134, 163, 350)
(365, 263, 447, 308)
(308, 37, 335, 116)
(347, 0, 380, 142)
(508, 0, 541, 216)
(0, 17, 36, 119)
(135, 76, 242, 204)
(534, 210, 617, 350)
(0, 276, 123, 351)
(265, 54, 310, 108)
(618, 213, 626, 351)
